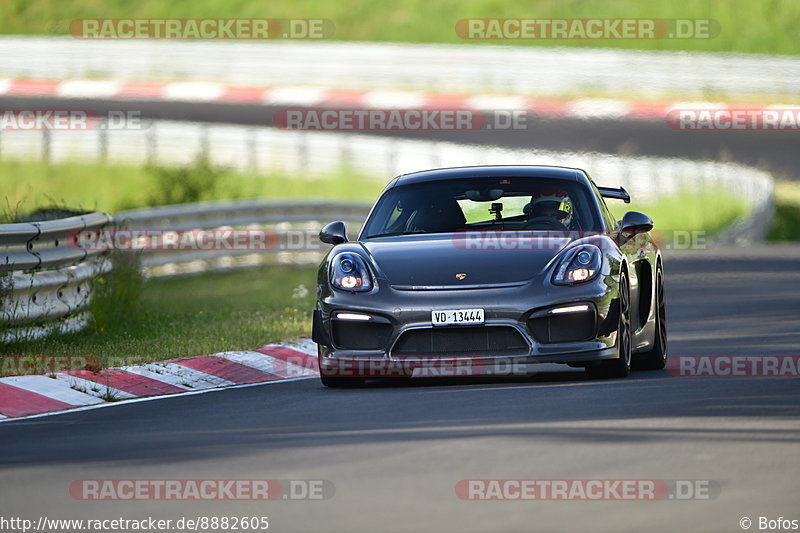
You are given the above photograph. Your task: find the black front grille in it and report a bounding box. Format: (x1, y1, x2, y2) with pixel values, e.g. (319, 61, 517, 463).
(527, 310, 596, 344)
(331, 320, 393, 350)
(391, 326, 528, 357)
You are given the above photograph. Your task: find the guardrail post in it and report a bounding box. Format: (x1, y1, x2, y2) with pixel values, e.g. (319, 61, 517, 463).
(248, 128, 257, 172)
(146, 121, 157, 165)
(98, 118, 108, 163)
(42, 128, 51, 163)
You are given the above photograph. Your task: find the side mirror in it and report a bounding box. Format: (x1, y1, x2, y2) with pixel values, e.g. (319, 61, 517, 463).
(619, 211, 653, 235)
(319, 221, 348, 245)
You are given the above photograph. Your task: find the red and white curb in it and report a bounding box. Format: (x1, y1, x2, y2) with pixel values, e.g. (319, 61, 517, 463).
(0, 339, 319, 421)
(0, 78, 780, 122)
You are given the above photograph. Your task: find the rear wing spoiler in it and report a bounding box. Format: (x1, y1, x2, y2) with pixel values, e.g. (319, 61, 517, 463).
(597, 186, 631, 203)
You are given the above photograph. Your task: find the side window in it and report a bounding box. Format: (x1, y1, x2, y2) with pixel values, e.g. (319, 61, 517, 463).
(590, 181, 617, 230)
(600, 197, 617, 230)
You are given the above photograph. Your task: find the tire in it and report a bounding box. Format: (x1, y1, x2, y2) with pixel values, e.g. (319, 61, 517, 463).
(587, 270, 632, 379)
(637, 265, 668, 370)
(320, 375, 365, 388)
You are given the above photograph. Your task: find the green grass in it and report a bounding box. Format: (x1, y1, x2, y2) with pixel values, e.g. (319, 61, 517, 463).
(608, 189, 749, 235)
(1, 0, 799, 55)
(768, 181, 800, 241)
(0, 264, 317, 368)
(0, 159, 388, 216)
(2, 158, 749, 234)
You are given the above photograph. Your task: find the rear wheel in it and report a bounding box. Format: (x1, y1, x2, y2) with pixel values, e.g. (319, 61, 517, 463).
(587, 270, 631, 379)
(637, 266, 667, 370)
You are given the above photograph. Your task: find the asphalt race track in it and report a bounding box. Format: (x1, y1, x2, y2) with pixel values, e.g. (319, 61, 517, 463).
(1, 96, 799, 532)
(2, 244, 799, 532)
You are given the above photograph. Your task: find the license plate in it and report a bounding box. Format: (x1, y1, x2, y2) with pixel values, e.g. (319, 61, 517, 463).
(431, 308, 484, 326)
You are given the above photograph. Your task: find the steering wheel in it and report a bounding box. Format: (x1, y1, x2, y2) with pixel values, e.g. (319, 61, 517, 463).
(522, 217, 568, 230)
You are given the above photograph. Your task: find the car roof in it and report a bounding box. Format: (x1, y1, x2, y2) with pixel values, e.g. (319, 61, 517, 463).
(390, 165, 589, 187)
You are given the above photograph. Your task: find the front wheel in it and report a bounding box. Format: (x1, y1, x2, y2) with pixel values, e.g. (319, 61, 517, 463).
(587, 270, 632, 379)
(637, 266, 667, 370)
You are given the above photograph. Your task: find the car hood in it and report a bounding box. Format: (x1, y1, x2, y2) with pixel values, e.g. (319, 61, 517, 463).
(361, 233, 576, 289)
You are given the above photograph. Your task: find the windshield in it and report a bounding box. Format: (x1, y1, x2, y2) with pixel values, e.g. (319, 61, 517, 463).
(362, 176, 602, 238)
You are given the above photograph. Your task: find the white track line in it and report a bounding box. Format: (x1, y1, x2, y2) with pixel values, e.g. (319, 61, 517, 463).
(362, 90, 426, 109)
(57, 80, 122, 99)
(465, 95, 528, 111)
(0, 375, 105, 406)
(163, 82, 225, 102)
(567, 98, 631, 119)
(264, 86, 327, 106)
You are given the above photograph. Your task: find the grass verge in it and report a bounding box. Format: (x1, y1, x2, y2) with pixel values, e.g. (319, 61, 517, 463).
(0, 159, 387, 216)
(608, 189, 749, 236)
(2, 158, 749, 233)
(0, 264, 317, 368)
(2, 0, 799, 55)
(768, 181, 800, 241)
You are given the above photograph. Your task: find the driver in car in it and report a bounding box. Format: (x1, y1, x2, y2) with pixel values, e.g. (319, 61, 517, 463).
(524, 190, 574, 229)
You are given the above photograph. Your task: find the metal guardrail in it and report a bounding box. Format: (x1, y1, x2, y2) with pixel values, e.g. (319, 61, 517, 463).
(117, 200, 370, 231)
(0, 118, 775, 209)
(1, 212, 112, 343)
(1, 212, 112, 272)
(0, 37, 798, 99)
(2, 259, 111, 324)
(116, 201, 371, 276)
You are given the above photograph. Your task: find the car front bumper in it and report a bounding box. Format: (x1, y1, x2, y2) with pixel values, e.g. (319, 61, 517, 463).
(313, 275, 621, 377)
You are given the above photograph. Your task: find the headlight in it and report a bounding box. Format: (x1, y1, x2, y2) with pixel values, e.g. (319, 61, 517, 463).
(553, 244, 602, 285)
(330, 252, 373, 292)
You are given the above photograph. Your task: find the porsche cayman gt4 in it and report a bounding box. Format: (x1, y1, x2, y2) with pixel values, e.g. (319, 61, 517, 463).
(313, 165, 667, 387)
